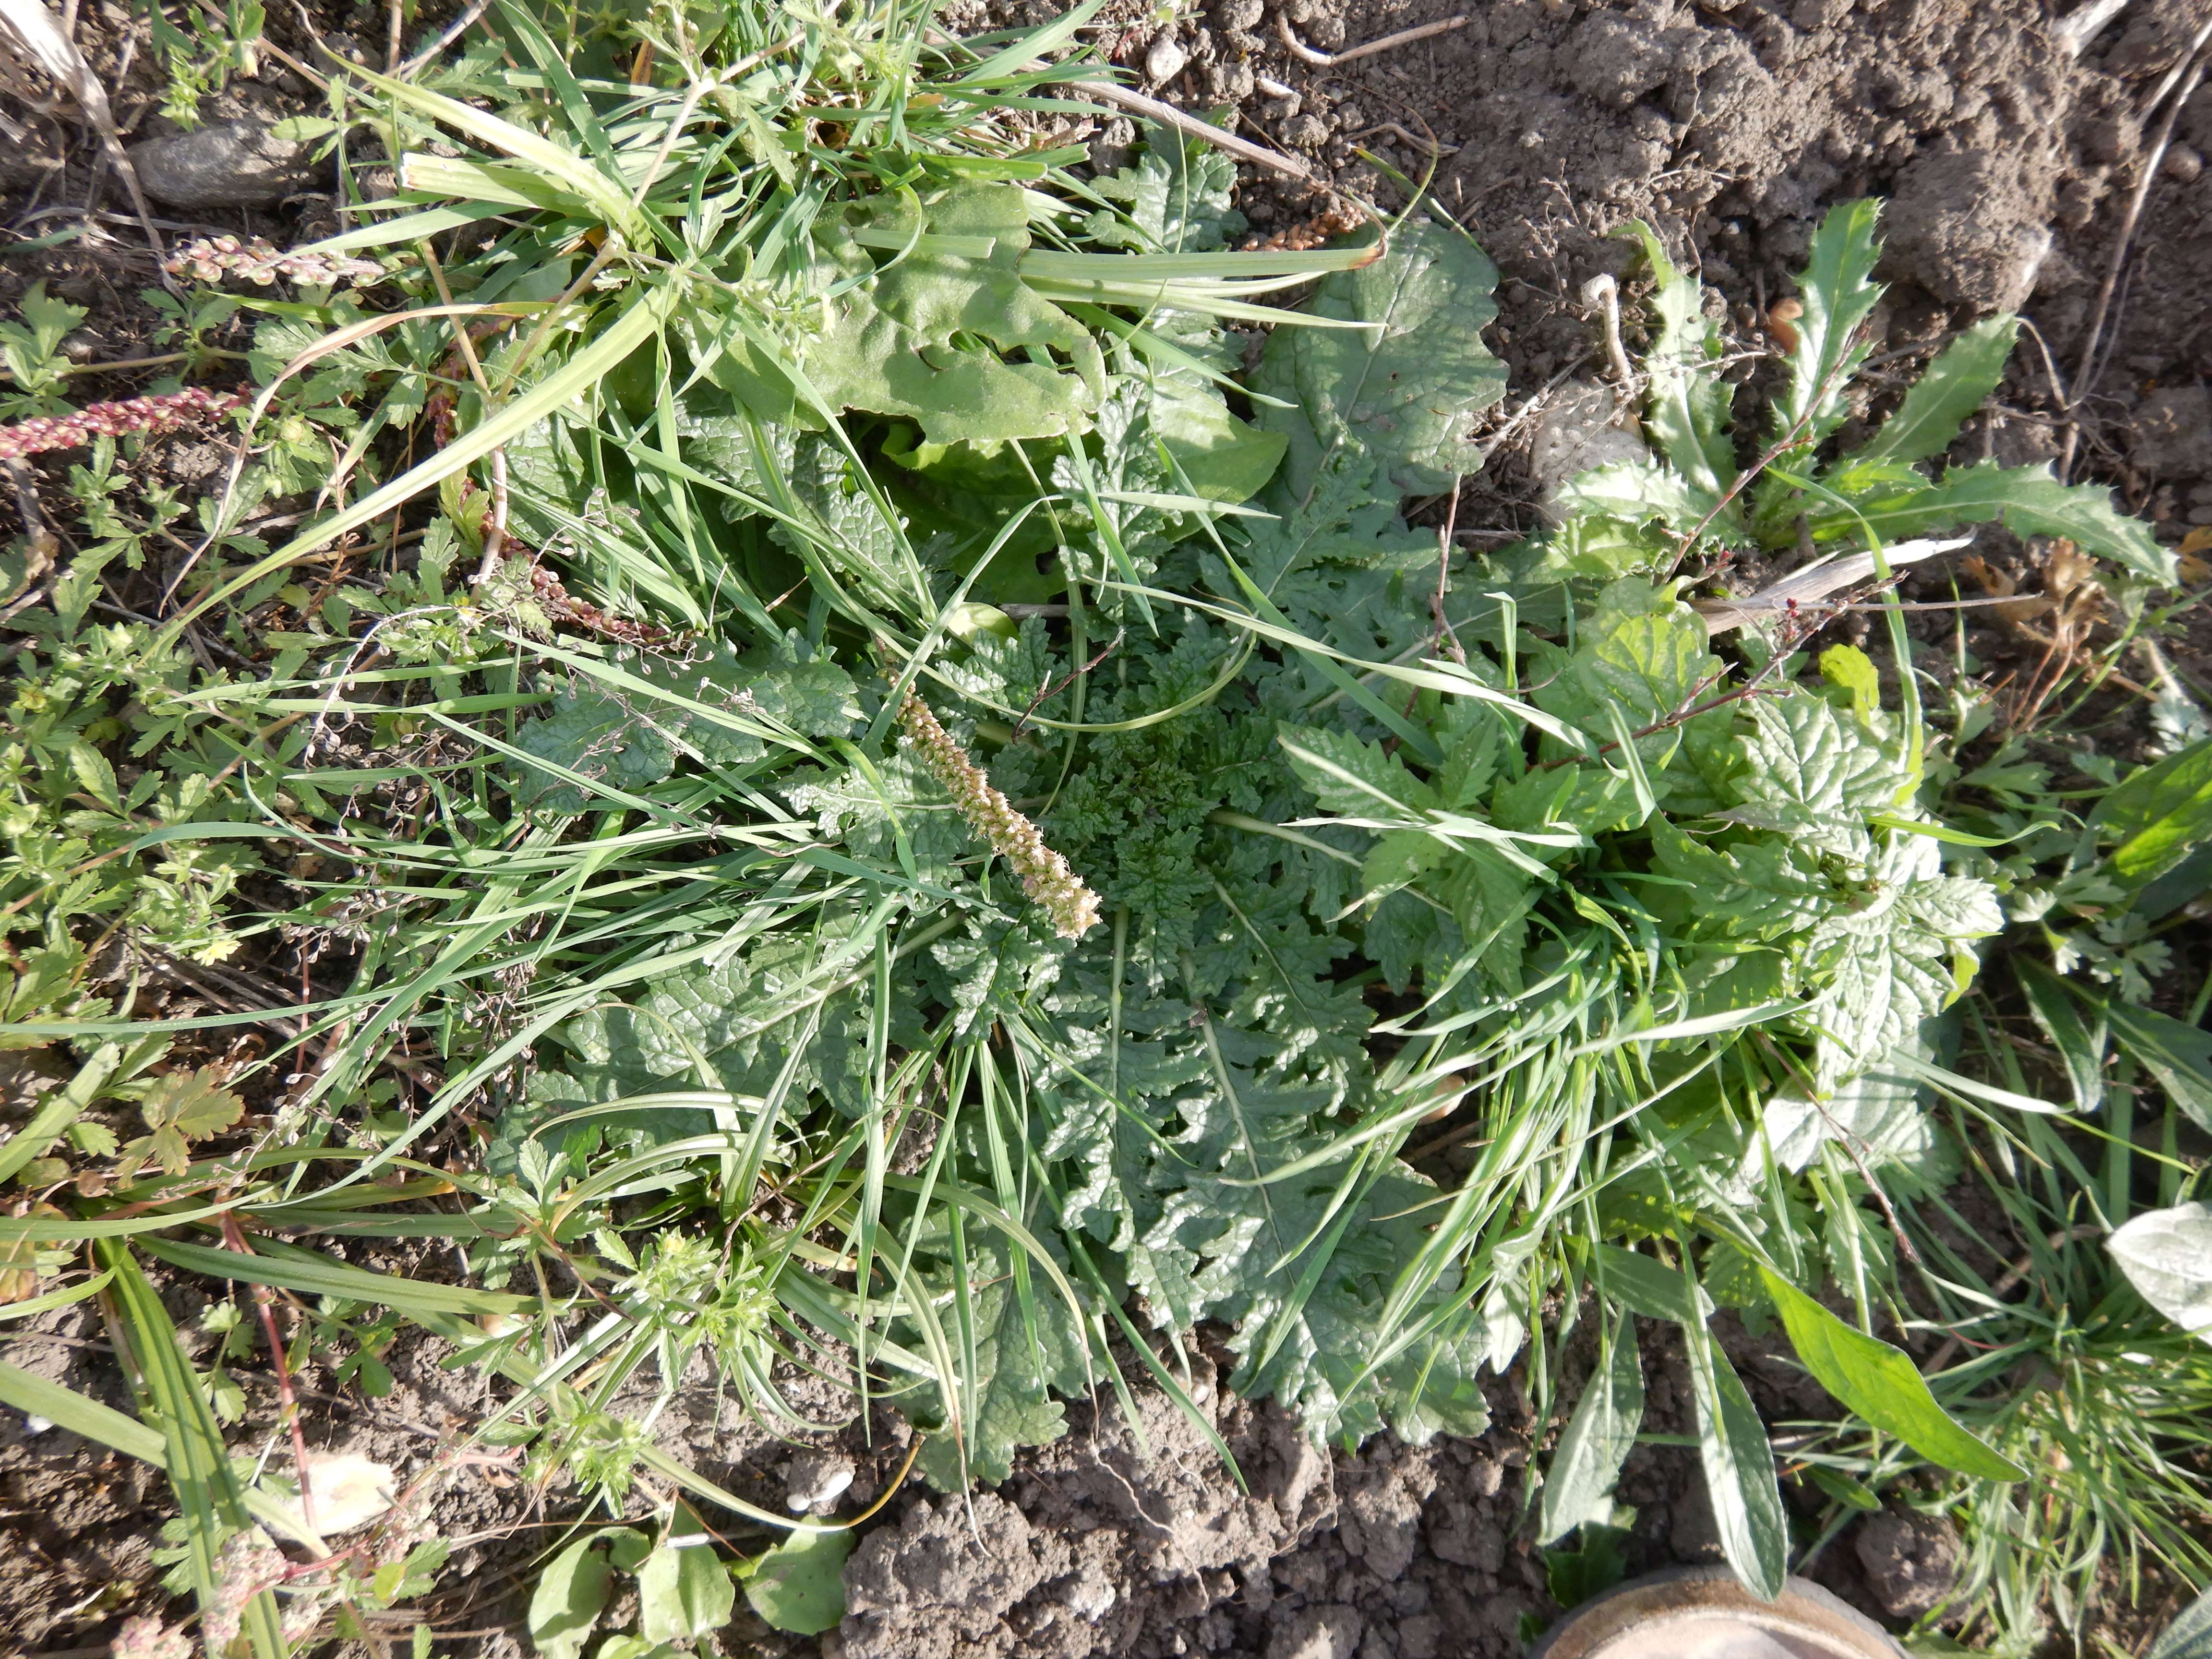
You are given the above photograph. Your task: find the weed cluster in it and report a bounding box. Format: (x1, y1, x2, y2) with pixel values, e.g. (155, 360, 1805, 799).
(2, 1, 2210, 1654)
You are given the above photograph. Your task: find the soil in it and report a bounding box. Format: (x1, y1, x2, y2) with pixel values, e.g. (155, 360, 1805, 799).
(6, 0, 2212, 1655)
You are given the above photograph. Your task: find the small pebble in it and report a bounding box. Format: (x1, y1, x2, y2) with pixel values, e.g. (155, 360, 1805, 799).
(2165, 146, 2204, 183)
(1145, 34, 1189, 83)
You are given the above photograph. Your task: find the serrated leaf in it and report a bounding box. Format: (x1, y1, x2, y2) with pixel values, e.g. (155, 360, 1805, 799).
(1815, 459, 2174, 584)
(1257, 219, 1505, 496)
(1851, 315, 2020, 466)
(1772, 199, 1882, 457)
(1086, 127, 1246, 253)
(143, 1067, 245, 1138)
(742, 1527, 853, 1636)
(1614, 221, 1736, 502)
(1733, 693, 1908, 834)
(67, 741, 122, 812)
(511, 685, 677, 812)
(1539, 1314, 1645, 1544)
(1278, 724, 1437, 820)
(1759, 1271, 2023, 1479)
(1552, 458, 1718, 535)
(904, 1226, 1090, 1490)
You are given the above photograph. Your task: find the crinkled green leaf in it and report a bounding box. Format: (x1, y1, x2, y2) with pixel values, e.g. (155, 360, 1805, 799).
(1256, 219, 1505, 496)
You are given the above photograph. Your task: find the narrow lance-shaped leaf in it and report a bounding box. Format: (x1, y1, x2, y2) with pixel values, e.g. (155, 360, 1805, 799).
(1539, 1312, 1647, 1544)
(2014, 956, 2107, 1114)
(100, 1242, 288, 1659)
(1849, 315, 2020, 467)
(2096, 736, 2212, 888)
(1813, 458, 2175, 585)
(1758, 1269, 2024, 1480)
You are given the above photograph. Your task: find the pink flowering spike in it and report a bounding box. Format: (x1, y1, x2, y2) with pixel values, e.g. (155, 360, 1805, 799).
(0, 387, 243, 460)
(898, 688, 1102, 939)
(167, 234, 386, 290)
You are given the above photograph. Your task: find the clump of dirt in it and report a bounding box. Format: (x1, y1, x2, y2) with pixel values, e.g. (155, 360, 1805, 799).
(837, 1356, 1543, 1659)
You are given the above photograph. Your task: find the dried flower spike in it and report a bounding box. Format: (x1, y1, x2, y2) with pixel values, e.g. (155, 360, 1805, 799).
(898, 688, 1102, 939)
(110, 1617, 191, 1659)
(0, 386, 243, 461)
(168, 234, 386, 290)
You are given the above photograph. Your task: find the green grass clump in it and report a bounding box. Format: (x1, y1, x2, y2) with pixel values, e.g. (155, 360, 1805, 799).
(2, 1, 2209, 1651)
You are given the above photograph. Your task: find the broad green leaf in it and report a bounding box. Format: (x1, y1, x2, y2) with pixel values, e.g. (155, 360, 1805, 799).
(1851, 315, 2020, 466)
(1539, 1314, 1646, 1544)
(2102, 999, 2212, 1132)
(1772, 200, 1882, 457)
(2151, 1585, 2212, 1659)
(637, 1504, 735, 1642)
(2110, 1202, 2212, 1340)
(529, 1536, 614, 1659)
(2097, 737, 2212, 888)
(742, 1527, 854, 1636)
(1682, 1300, 1789, 1601)
(2014, 957, 2107, 1113)
(1593, 1243, 1712, 1323)
(123, 1066, 246, 1176)
(1758, 1271, 2024, 1479)
(1818, 645, 1882, 717)
(1256, 218, 1505, 495)
(1614, 221, 1736, 501)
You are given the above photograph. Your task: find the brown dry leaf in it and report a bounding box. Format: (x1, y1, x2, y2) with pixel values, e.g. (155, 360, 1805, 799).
(2041, 538, 2099, 603)
(0, 0, 166, 259)
(0, 0, 115, 126)
(2176, 525, 2212, 583)
(1962, 554, 2052, 630)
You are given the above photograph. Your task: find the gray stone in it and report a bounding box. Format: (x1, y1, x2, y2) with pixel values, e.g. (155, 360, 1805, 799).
(1145, 33, 1189, 84)
(127, 117, 323, 209)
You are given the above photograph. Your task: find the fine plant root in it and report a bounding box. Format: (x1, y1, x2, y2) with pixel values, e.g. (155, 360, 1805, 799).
(1275, 12, 1469, 69)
